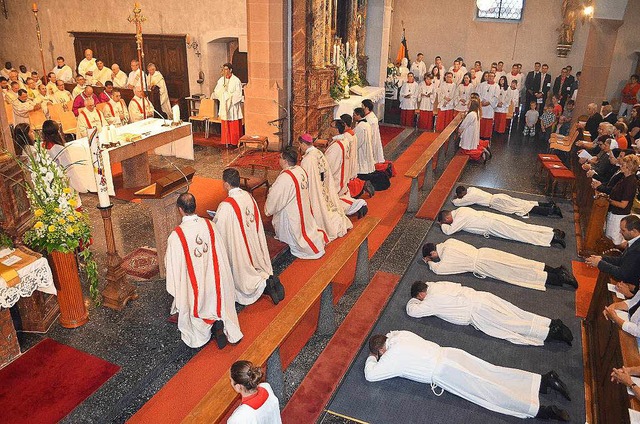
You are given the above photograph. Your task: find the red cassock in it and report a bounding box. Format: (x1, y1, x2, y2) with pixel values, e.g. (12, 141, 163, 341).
(436, 109, 454, 131)
(494, 112, 507, 133)
(480, 118, 494, 139)
(418, 111, 434, 130)
(400, 109, 415, 127)
(221, 120, 243, 146)
(460, 139, 490, 161)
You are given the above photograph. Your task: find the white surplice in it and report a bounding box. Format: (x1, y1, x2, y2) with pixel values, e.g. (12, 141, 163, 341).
(128, 95, 153, 122)
(214, 188, 273, 305)
(452, 187, 539, 217)
(265, 165, 326, 259)
(148, 71, 172, 118)
(437, 82, 456, 111)
(227, 383, 282, 424)
(354, 119, 375, 174)
(364, 330, 541, 419)
(111, 71, 128, 88)
(418, 81, 436, 111)
(441, 207, 555, 247)
(399, 81, 418, 110)
(127, 70, 145, 89)
(458, 111, 480, 150)
(165, 215, 243, 348)
(76, 108, 105, 138)
(51, 65, 73, 83)
(365, 110, 385, 163)
(94, 67, 112, 86)
(78, 58, 98, 85)
(301, 146, 352, 241)
(479, 81, 500, 119)
(325, 136, 367, 216)
(12, 98, 37, 124)
(453, 83, 472, 112)
(406, 281, 551, 345)
(343, 129, 359, 181)
(427, 238, 548, 290)
(103, 99, 130, 126)
(212, 74, 243, 121)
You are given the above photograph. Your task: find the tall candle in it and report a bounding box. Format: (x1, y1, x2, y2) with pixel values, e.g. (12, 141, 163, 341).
(93, 152, 111, 207)
(345, 42, 349, 58)
(172, 104, 180, 123)
(354, 41, 357, 57)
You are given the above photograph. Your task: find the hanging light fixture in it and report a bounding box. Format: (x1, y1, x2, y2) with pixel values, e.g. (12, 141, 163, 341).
(476, 0, 493, 12)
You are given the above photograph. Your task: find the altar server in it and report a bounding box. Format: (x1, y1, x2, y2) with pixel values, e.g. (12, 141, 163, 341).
(436, 72, 456, 131)
(265, 147, 327, 259)
(421, 239, 578, 290)
(12, 89, 41, 124)
(353, 108, 376, 175)
(110, 64, 128, 88)
(147, 63, 173, 119)
(299, 134, 352, 241)
(458, 99, 490, 162)
(228, 360, 282, 424)
(399, 72, 418, 127)
(51, 56, 73, 83)
(508, 63, 524, 92)
(76, 97, 105, 138)
(494, 76, 510, 133)
(165, 193, 243, 349)
(214, 168, 284, 305)
(453, 73, 473, 115)
(449, 59, 466, 85)
(362, 99, 384, 163)
(418, 74, 436, 130)
(128, 87, 153, 122)
(77, 49, 98, 85)
(213, 62, 244, 147)
(452, 186, 562, 217)
(410, 53, 427, 84)
(437, 207, 567, 248)
(102, 90, 130, 126)
(365, 331, 571, 421)
(407, 281, 573, 345)
(127, 59, 145, 89)
(478, 72, 500, 139)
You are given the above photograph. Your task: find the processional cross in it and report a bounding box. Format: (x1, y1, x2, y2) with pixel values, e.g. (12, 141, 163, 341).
(128, 2, 148, 117)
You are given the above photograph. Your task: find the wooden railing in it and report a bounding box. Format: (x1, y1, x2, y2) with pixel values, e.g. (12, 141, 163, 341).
(405, 114, 464, 213)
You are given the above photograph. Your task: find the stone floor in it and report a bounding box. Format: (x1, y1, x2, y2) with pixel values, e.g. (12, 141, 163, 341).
(15, 123, 554, 423)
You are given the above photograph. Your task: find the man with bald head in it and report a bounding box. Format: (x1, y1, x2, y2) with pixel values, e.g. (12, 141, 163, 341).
(110, 64, 128, 88)
(128, 86, 153, 122)
(147, 63, 172, 119)
(103, 90, 129, 126)
(577, 103, 603, 139)
(76, 97, 105, 138)
(127, 59, 144, 89)
(78, 49, 98, 85)
(72, 85, 100, 116)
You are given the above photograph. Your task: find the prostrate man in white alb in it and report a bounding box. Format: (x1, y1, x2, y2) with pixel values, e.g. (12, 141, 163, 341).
(51, 56, 73, 83)
(147, 62, 173, 119)
(453, 185, 563, 218)
(421, 239, 578, 290)
(437, 207, 567, 248)
(77, 49, 98, 85)
(365, 331, 571, 421)
(362, 99, 384, 164)
(128, 87, 153, 122)
(165, 193, 243, 349)
(76, 97, 105, 139)
(214, 168, 285, 306)
(265, 147, 327, 259)
(407, 281, 573, 346)
(299, 133, 352, 242)
(102, 90, 130, 126)
(213, 62, 244, 147)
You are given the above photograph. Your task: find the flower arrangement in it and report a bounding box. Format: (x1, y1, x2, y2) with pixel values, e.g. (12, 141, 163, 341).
(8, 139, 100, 304)
(385, 61, 401, 92)
(331, 49, 365, 101)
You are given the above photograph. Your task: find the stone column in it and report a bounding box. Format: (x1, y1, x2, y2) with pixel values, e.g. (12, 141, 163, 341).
(243, 0, 288, 151)
(364, 0, 392, 118)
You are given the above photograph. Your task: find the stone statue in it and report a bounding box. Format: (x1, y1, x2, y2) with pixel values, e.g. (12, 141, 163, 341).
(558, 0, 580, 45)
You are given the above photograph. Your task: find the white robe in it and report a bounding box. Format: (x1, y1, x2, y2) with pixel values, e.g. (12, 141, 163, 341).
(148, 71, 173, 118)
(265, 165, 326, 259)
(458, 111, 480, 150)
(479, 81, 499, 119)
(418, 82, 436, 111)
(53, 89, 72, 105)
(399, 81, 418, 110)
(76, 108, 105, 138)
(427, 238, 548, 290)
(437, 82, 456, 111)
(227, 383, 282, 424)
(343, 130, 359, 181)
(12, 98, 37, 124)
(94, 67, 112, 86)
(406, 281, 551, 345)
(449, 67, 467, 85)
(103, 99, 130, 126)
(452, 187, 539, 217)
(127, 70, 145, 89)
(214, 188, 273, 305)
(410, 61, 427, 83)
(354, 120, 375, 174)
(128, 95, 153, 122)
(78, 58, 98, 85)
(507, 72, 524, 91)
(496, 89, 510, 113)
(364, 331, 541, 419)
(301, 146, 352, 241)
(441, 207, 555, 247)
(213, 74, 243, 121)
(72, 84, 86, 99)
(453, 83, 472, 112)
(365, 110, 384, 163)
(507, 87, 520, 112)
(165, 215, 243, 348)
(111, 71, 128, 88)
(51, 65, 73, 83)
(325, 136, 367, 216)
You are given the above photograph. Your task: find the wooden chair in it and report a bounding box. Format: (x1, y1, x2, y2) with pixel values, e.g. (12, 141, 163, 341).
(48, 103, 64, 123)
(4, 103, 14, 127)
(188, 98, 215, 138)
(239, 164, 270, 195)
(28, 109, 47, 131)
(60, 111, 78, 139)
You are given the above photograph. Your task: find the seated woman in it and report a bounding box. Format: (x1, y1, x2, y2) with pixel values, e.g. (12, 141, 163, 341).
(458, 99, 490, 163)
(227, 360, 282, 423)
(12, 123, 36, 156)
(603, 281, 640, 343)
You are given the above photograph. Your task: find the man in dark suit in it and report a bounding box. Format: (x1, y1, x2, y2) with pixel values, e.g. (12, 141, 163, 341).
(553, 67, 573, 107)
(578, 103, 603, 139)
(586, 215, 640, 297)
(523, 62, 542, 126)
(602, 103, 617, 125)
(539, 64, 552, 110)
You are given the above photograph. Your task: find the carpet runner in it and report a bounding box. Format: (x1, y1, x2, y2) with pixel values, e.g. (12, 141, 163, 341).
(121, 247, 160, 280)
(379, 124, 405, 147)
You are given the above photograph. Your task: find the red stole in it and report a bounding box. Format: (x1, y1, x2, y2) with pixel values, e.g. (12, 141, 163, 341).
(132, 98, 143, 114)
(80, 110, 103, 128)
(222, 195, 261, 267)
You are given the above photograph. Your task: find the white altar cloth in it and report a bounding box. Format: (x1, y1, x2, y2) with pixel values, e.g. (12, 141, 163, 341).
(333, 86, 385, 119)
(0, 249, 55, 309)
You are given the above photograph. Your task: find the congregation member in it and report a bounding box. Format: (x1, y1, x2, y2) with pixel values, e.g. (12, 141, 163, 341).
(453, 73, 472, 116)
(227, 360, 282, 424)
(76, 98, 105, 138)
(407, 280, 573, 345)
(458, 99, 489, 162)
(436, 72, 456, 131)
(599, 155, 639, 246)
(523, 101, 540, 138)
(417, 73, 436, 130)
(362, 99, 384, 163)
(97, 81, 115, 103)
(613, 122, 630, 150)
(72, 85, 100, 116)
(214, 168, 285, 305)
(409, 53, 427, 85)
(110, 64, 128, 88)
(165, 193, 243, 349)
(128, 87, 154, 122)
(365, 331, 571, 421)
(102, 90, 130, 126)
(299, 133, 352, 241)
(264, 147, 327, 259)
(399, 72, 418, 127)
(72, 75, 87, 99)
(540, 102, 557, 143)
(78, 49, 98, 85)
(494, 76, 510, 134)
(577, 103, 603, 139)
(94, 60, 112, 86)
(421, 238, 578, 290)
(619, 74, 639, 119)
(552, 68, 572, 107)
(127, 59, 145, 89)
(437, 207, 567, 248)
(603, 271, 640, 343)
(602, 103, 617, 125)
(582, 137, 617, 183)
(51, 56, 73, 83)
(53, 80, 73, 106)
(213, 62, 244, 147)
(12, 89, 41, 124)
(452, 185, 562, 217)
(611, 365, 640, 401)
(524, 62, 543, 119)
(539, 64, 552, 111)
(147, 63, 173, 119)
(557, 99, 575, 135)
(478, 72, 499, 140)
(570, 71, 580, 101)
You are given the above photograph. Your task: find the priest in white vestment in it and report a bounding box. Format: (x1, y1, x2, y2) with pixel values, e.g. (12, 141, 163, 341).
(76, 98, 105, 138)
(45, 73, 58, 96)
(51, 56, 73, 83)
(110, 64, 128, 88)
(365, 331, 571, 420)
(437, 207, 566, 248)
(102, 90, 130, 126)
(362, 99, 384, 163)
(4, 82, 20, 104)
(212, 63, 244, 147)
(406, 281, 573, 346)
(127, 59, 145, 89)
(71, 76, 87, 100)
(77, 49, 98, 85)
(94, 60, 112, 86)
(165, 193, 243, 349)
(353, 108, 376, 175)
(299, 134, 353, 241)
(421, 239, 578, 290)
(12, 90, 41, 124)
(128, 87, 154, 122)
(147, 63, 173, 119)
(214, 168, 284, 305)
(265, 147, 327, 259)
(452, 186, 563, 218)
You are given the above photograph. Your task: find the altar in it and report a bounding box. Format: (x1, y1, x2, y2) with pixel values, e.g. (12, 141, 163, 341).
(333, 86, 385, 119)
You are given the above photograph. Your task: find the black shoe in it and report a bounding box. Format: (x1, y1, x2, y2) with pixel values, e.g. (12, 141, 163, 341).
(551, 236, 566, 249)
(541, 371, 571, 401)
(271, 275, 285, 302)
(356, 205, 369, 219)
(264, 278, 281, 305)
(552, 206, 563, 218)
(558, 265, 578, 289)
(536, 405, 570, 421)
(364, 181, 375, 198)
(212, 320, 228, 349)
(553, 228, 566, 239)
(559, 321, 574, 346)
(547, 320, 573, 346)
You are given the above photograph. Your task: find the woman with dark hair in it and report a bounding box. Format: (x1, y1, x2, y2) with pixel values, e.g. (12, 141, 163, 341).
(227, 360, 282, 423)
(600, 154, 640, 246)
(42, 120, 65, 150)
(494, 75, 510, 134)
(480, 70, 490, 84)
(453, 73, 473, 116)
(12, 123, 35, 156)
(430, 65, 441, 91)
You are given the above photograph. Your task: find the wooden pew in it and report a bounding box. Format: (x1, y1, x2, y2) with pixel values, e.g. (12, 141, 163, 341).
(63, 83, 162, 116)
(405, 113, 463, 213)
(182, 216, 381, 423)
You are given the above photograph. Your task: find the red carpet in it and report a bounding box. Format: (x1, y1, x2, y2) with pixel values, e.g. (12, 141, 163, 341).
(227, 151, 281, 171)
(130, 131, 439, 424)
(573, 261, 599, 318)
(415, 154, 469, 219)
(281, 272, 401, 423)
(121, 247, 159, 280)
(0, 339, 119, 424)
(192, 132, 222, 147)
(379, 124, 405, 147)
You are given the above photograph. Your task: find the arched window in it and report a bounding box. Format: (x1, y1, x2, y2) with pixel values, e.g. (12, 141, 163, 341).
(476, 0, 524, 21)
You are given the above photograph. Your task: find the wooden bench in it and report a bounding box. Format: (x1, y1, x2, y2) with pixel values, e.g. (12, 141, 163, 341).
(405, 113, 463, 213)
(182, 216, 381, 423)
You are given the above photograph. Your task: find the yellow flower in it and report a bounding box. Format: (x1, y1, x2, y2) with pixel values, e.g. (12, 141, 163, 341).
(34, 221, 44, 229)
(67, 215, 76, 222)
(66, 226, 74, 235)
(74, 210, 82, 217)
(34, 209, 44, 217)
(58, 217, 66, 225)
(48, 225, 56, 233)
(54, 208, 62, 213)
(63, 187, 71, 194)
(69, 199, 77, 207)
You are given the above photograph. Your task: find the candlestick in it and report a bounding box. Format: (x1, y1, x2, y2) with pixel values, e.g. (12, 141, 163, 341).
(354, 41, 357, 57)
(346, 41, 349, 58)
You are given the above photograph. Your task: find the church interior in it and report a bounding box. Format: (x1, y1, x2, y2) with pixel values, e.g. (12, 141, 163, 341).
(0, 0, 640, 422)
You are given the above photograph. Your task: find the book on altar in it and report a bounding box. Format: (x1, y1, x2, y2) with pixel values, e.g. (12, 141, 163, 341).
(350, 86, 366, 96)
(578, 150, 593, 160)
